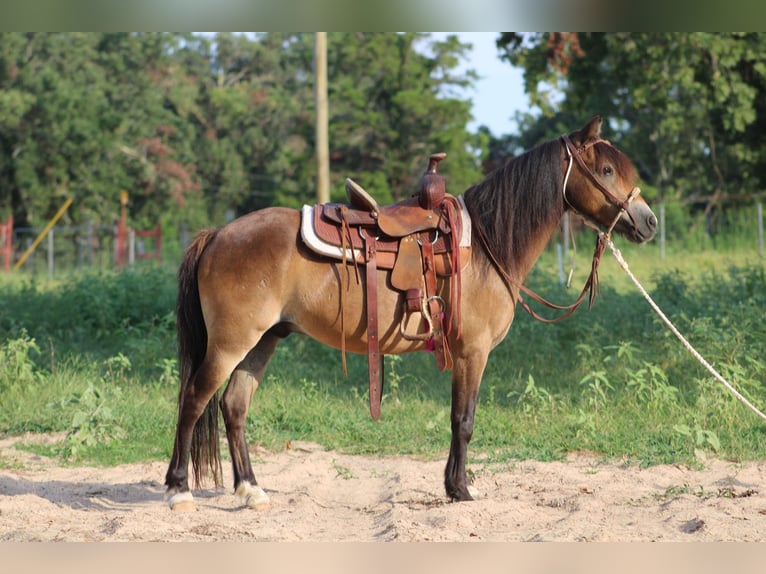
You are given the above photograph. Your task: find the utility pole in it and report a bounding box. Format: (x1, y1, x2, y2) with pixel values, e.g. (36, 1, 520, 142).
(315, 32, 330, 204)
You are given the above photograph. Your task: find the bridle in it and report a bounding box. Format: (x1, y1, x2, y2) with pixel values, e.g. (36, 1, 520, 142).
(471, 134, 641, 323)
(560, 133, 641, 239)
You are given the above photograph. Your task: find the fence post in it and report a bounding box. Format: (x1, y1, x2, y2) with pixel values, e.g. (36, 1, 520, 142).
(155, 223, 162, 261)
(758, 202, 764, 258)
(48, 228, 54, 279)
(180, 222, 189, 251)
(0, 215, 12, 272)
(556, 243, 564, 285)
(128, 229, 135, 266)
(659, 204, 666, 260)
(87, 220, 94, 264)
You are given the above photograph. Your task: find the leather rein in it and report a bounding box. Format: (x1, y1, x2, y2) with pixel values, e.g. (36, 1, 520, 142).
(473, 134, 641, 324)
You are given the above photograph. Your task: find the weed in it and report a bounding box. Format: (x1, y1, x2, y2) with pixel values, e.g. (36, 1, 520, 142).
(579, 370, 613, 411)
(0, 331, 42, 392)
(672, 423, 721, 462)
(509, 374, 554, 414)
(653, 483, 706, 501)
(156, 358, 179, 386)
(49, 381, 127, 460)
(332, 459, 355, 480)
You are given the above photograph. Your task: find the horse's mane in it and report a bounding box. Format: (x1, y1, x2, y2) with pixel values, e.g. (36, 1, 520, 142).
(463, 139, 565, 275)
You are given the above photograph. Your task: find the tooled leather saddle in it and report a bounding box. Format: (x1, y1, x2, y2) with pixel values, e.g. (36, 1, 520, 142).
(301, 153, 468, 419)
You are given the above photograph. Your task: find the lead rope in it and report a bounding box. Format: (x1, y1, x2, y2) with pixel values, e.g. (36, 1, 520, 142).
(607, 237, 766, 422)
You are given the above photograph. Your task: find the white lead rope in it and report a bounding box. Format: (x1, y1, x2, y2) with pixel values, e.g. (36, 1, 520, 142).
(606, 237, 766, 422)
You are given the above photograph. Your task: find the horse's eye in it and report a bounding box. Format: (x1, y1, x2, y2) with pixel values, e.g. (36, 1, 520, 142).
(602, 165, 613, 176)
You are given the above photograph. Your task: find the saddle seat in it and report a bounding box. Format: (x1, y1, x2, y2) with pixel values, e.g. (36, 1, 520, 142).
(345, 178, 446, 237)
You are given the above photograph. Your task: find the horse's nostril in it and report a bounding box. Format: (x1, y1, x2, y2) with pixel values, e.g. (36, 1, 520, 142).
(647, 213, 658, 229)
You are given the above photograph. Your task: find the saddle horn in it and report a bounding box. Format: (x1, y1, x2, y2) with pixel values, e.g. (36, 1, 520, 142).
(418, 152, 447, 210)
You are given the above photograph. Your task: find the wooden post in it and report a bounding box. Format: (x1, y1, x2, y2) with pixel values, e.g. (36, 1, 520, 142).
(117, 190, 128, 267)
(556, 243, 564, 285)
(315, 32, 330, 204)
(0, 215, 12, 272)
(87, 220, 94, 264)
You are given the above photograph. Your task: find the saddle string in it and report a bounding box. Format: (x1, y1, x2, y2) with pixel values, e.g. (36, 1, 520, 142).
(339, 206, 349, 375)
(338, 205, 362, 376)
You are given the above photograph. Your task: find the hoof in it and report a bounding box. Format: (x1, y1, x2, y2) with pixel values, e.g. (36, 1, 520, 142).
(236, 482, 271, 510)
(167, 490, 195, 512)
(467, 485, 481, 499)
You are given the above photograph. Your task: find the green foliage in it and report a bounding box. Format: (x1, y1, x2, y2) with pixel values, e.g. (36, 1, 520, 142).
(0, 265, 177, 370)
(0, 32, 485, 235)
(495, 33, 766, 212)
(0, 330, 41, 393)
(2, 244, 766, 470)
(49, 380, 127, 460)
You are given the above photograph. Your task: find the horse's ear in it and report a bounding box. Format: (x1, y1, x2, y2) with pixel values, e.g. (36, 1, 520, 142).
(571, 115, 603, 146)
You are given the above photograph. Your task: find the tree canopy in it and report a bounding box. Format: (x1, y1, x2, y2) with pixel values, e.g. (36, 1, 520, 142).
(0, 32, 487, 232)
(494, 33, 766, 212)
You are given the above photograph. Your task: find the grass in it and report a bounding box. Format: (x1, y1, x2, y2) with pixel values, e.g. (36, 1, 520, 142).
(1, 232, 765, 472)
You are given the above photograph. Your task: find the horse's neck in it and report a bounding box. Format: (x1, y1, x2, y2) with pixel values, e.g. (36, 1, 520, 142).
(512, 215, 562, 283)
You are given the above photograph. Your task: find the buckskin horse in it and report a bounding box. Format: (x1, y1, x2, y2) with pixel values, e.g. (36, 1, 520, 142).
(164, 116, 657, 511)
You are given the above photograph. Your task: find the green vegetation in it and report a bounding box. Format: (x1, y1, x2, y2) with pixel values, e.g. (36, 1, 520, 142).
(493, 33, 766, 211)
(3, 32, 766, 476)
(1, 234, 765, 471)
(1, 32, 485, 233)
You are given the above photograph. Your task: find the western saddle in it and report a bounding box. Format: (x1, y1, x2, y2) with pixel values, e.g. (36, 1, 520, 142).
(306, 153, 466, 419)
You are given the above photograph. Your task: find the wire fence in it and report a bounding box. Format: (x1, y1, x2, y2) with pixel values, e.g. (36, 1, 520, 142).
(3, 222, 163, 278)
(1, 202, 764, 279)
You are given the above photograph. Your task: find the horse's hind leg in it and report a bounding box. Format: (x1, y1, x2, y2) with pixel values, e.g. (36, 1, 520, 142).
(221, 331, 281, 510)
(165, 349, 245, 510)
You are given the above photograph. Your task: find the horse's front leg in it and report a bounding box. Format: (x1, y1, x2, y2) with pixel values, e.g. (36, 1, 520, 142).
(444, 347, 489, 501)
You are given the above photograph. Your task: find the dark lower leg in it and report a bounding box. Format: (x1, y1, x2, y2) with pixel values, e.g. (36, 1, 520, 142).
(221, 334, 280, 491)
(444, 395, 476, 501)
(165, 357, 234, 493)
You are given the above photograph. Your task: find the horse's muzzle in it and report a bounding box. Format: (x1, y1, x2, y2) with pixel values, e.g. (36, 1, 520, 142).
(616, 202, 658, 243)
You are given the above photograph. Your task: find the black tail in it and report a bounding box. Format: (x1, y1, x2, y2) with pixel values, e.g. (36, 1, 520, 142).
(176, 228, 224, 488)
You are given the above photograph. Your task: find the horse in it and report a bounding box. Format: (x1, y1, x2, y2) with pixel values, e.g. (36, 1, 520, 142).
(164, 116, 657, 511)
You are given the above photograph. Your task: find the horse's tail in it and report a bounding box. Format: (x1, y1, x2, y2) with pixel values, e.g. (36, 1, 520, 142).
(176, 227, 224, 489)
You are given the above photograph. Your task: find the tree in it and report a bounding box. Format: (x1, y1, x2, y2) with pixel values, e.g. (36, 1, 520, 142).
(326, 32, 486, 204)
(496, 33, 766, 210)
(0, 32, 487, 236)
(0, 33, 202, 229)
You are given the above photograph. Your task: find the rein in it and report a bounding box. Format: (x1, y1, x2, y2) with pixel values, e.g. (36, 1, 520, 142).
(472, 135, 639, 324)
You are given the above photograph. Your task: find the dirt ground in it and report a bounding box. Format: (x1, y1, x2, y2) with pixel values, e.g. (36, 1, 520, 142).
(1, 432, 765, 542)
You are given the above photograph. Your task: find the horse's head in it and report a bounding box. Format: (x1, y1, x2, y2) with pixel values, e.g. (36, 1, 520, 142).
(562, 116, 657, 244)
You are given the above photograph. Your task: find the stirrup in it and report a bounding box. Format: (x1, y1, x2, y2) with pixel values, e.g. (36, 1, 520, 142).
(399, 295, 443, 341)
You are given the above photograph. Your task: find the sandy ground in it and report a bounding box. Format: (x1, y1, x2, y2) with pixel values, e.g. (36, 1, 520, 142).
(1, 432, 765, 542)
